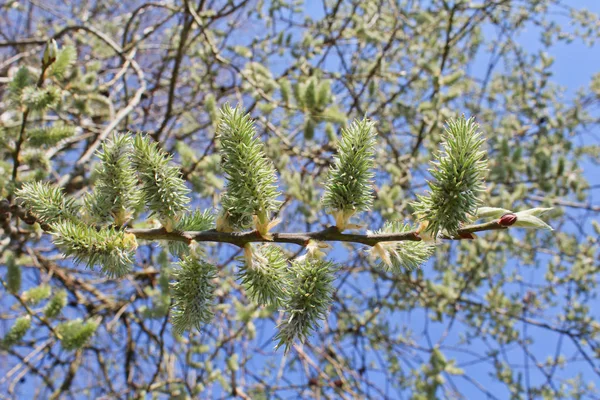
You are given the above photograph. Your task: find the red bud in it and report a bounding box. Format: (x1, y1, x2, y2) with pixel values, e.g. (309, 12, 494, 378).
(498, 213, 517, 227)
(458, 232, 476, 240)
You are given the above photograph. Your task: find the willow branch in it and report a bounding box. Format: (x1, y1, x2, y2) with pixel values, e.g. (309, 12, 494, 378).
(130, 221, 505, 247)
(2, 199, 507, 248)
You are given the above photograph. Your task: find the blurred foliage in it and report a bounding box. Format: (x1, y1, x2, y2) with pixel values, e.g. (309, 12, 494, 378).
(0, 0, 600, 399)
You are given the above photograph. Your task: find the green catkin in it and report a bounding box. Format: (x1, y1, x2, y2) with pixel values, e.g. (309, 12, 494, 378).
(27, 124, 76, 147)
(16, 182, 79, 225)
(170, 256, 217, 335)
(5, 252, 21, 294)
(238, 244, 289, 307)
(132, 135, 190, 230)
(412, 116, 487, 237)
(23, 284, 51, 305)
(322, 118, 377, 228)
(57, 319, 98, 350)
(1, 316, 31, 349)
(216, 104, 281, 232)
(85, 134, 139, 226)
(44, 290, 67, 319)
(275, 258, 335, 352)
(52, 220, 137, 277)
(168, 210, 214, 257)
(370, 221, 436, 271)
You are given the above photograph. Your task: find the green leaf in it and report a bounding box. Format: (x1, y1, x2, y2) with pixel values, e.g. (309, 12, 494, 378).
(517, 207, 553, 217)
(476, 207, 512, 219)
(513, 211, 554, 231)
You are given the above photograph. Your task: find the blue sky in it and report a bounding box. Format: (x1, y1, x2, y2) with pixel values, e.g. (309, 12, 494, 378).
(545, 1, 600, 93)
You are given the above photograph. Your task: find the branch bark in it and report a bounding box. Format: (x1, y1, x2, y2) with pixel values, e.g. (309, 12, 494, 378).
(2, 199, 507, 248)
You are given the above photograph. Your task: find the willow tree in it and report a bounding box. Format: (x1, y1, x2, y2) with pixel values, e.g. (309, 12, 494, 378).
(1, 1, 599, 399)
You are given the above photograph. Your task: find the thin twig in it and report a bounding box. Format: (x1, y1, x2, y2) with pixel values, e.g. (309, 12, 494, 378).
(2, 200, 507, 248)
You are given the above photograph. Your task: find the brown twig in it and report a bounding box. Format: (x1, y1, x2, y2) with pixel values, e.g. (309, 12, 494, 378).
(2, 199, 507, 248)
